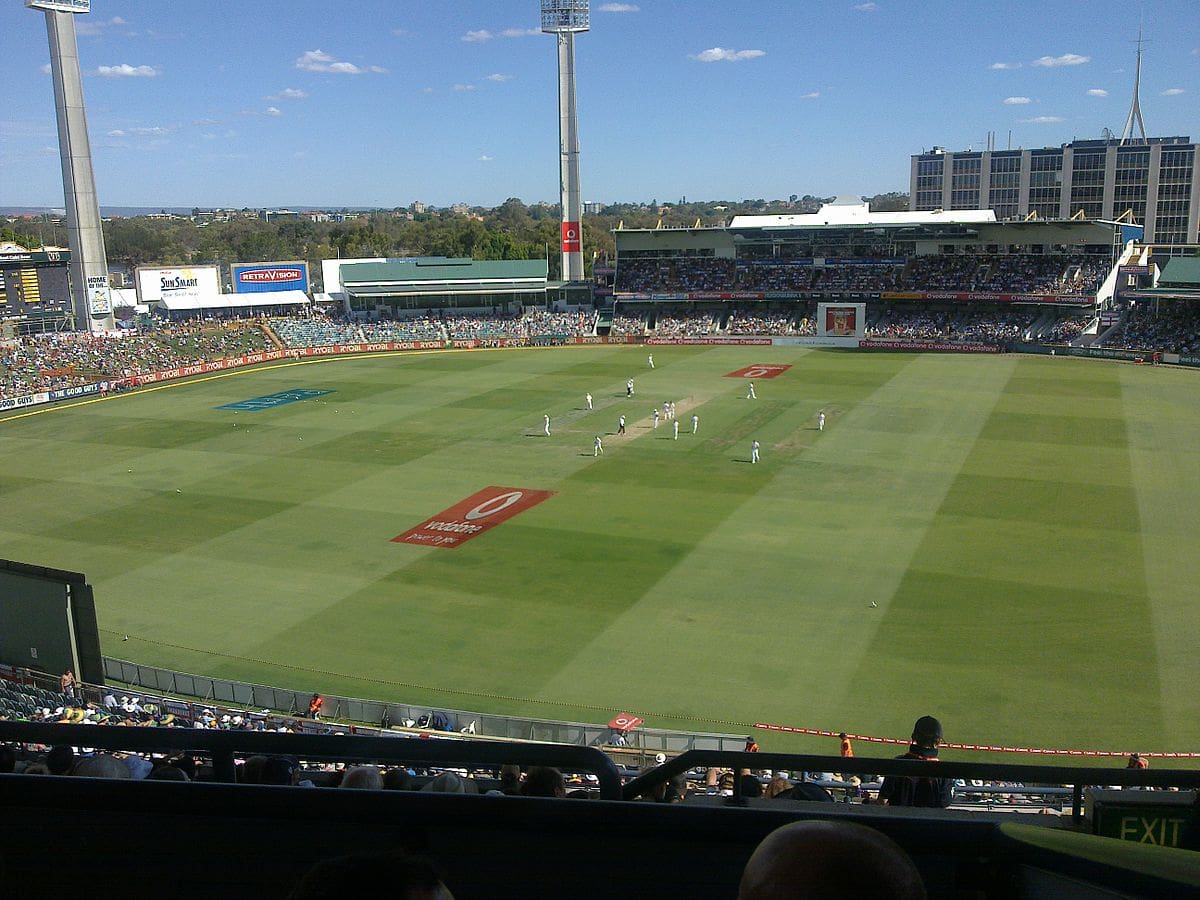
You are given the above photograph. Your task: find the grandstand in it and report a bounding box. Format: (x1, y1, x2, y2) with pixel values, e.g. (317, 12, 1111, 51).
(611, 201, 1128, 345)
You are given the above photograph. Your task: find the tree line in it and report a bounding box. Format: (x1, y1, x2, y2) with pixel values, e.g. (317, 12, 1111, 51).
(2, 193, 908, 290)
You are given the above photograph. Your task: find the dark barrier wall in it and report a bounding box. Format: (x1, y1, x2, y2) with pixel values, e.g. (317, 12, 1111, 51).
(0, 559, 104, 685)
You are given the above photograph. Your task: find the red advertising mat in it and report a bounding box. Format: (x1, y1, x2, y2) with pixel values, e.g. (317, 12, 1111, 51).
(393, 486, 555, 549)
(724, 364, 792, 379)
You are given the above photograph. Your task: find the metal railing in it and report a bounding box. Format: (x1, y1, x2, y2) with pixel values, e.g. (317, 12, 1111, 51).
(100, 656, 750, 753)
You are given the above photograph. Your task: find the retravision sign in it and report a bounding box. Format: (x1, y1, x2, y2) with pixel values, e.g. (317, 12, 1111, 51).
(232, 261, 309, 294)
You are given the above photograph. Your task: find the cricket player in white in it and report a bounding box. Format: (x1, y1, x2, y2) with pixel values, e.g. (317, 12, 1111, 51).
(751, 439, 760, 463)
(618, 415, 626, 435)
(747, 382, 757, 399)
(594, 435, 603, 456)
(691, 414, 699, 434)
(544, 414, 551, 436)
(673, 420, 679, 440)
(648, 354, 655, 368)
(818, 411, 826, 431)
(586, 392, 593, 410)
(626, 379, 634, 396)
(653, 408, 660, 428)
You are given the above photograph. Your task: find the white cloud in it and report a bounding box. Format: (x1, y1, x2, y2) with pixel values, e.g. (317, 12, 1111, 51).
(989, 62, 1021, 70)
(126, 126, 168, 135)
(854, 2, 879, 10)
(107, 129, 126, 137)
(453, 83, 477, 92)
(484, 73, 514, 82)
(1161, 88, 1185, 96)
(1086, 88, 1108, 97)
(40, 64, 51, 75)
(75, 16, 127, 37)
(269, 88, 308, 100)
(1032, 53, 1089, 67)
(1003, 96, 1032, 105)
(264, 106, 282, 117)
(294, 49, 385, 75)
(800, 91, 820, 100)
(691, 47, 766, 63)
(97, 64, 159, 78)
(464, 26, 539, 42)
(599, 3, 639, 11)
(1023, 116, 1064, 123)
(478, 155, 494, 162)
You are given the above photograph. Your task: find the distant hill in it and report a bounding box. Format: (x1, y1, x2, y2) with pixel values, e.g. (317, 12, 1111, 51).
(1, 206, 193, 218)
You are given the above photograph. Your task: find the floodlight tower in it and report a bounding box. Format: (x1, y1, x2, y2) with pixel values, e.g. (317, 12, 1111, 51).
(27, 0, 114, 332)
(540, 0, 588, 283)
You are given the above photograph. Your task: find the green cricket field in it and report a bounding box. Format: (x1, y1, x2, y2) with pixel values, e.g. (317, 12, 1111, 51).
(2, 345, 1197, 758)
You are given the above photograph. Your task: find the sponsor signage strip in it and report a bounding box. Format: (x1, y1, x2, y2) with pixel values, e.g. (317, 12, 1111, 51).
(858, 339, 1000, 354)
(392, 486, 555, 549)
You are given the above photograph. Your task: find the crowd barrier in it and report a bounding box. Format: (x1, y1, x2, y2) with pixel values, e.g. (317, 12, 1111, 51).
(101, 657, 750, 754)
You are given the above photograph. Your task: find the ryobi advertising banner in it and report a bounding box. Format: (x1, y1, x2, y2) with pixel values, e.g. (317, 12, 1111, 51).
(232, 261, 308, 293)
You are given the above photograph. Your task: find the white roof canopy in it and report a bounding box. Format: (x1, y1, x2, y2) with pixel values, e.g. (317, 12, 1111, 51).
(157, 290, 310, 311)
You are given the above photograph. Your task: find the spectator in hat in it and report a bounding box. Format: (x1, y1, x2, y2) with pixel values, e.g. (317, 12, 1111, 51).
(877, 716, 953, 808)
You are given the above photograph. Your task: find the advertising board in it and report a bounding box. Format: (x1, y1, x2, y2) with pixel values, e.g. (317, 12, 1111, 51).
(232, 261, 309, 294)
(135, 265, 220, 306)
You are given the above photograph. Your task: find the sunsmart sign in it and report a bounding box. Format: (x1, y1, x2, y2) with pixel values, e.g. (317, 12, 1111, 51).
(232, 261, 308, 294)
(393, 486, 555, 549)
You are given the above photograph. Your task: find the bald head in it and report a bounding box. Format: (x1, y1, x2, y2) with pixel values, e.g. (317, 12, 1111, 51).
(739, 820, 925, 900)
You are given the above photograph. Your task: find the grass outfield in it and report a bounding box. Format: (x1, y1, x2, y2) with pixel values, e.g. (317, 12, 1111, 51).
(2, 346, 1198, 759)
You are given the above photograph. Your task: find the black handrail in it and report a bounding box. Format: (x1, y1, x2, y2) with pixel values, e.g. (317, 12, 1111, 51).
(620, 750, 1200, 821)
(0, 721, 624, 799)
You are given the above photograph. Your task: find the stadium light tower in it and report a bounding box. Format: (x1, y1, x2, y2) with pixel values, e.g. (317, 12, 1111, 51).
(27, 0, 114, 332)
(540, 0, 588, 283)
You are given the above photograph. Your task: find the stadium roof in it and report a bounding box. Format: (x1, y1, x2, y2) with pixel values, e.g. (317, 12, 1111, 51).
(728, 201, 997, 231)
(157, 290, 309, 311)
(341, 257, 548, 297)
(1157, 257, 1200, 288)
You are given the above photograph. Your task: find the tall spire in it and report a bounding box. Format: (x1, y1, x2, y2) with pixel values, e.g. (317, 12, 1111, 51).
(1119, 31, 1148, 145)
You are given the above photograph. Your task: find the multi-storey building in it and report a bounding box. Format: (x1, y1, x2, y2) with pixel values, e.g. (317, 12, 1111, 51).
(911, 137, 1200, 244)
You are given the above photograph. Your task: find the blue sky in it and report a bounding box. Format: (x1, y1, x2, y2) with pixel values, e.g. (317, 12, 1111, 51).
(2, 1, 1197, 209)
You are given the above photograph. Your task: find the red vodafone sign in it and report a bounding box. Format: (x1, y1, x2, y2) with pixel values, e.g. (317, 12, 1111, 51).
(392, 486, 555, 549)
(561, 221, 582, 253)
(725, 364, 792, 379)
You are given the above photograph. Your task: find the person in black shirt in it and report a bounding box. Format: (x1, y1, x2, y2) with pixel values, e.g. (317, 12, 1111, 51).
(878, 715, 953, 808)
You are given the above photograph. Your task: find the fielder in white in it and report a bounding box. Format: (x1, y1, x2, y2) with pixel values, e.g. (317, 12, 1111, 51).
(818, 411, 826, 431)
(691, 414, 699, 434)
(747, 382, 757, 399)
(647, 354, 655, 369)
(653, 408, 660, 428)
(751, 439, 760, 464)
(586, 392, 593, 410)
(673, 420, 679, 440)
(543, 414, 550, 436)
(594, 435, 604, 456)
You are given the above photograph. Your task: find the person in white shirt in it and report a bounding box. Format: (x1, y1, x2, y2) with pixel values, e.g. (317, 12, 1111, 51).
(543, 414, 550, 436)
(691, 414, 699, 434)
(594, 435, 604, 456)
(747, 382, 757, 399)
(673, 419, 679, 440)
(647, 354, 655, 368)
(818, 410, 826, 431)
(586, 392, 593, 410)
(618, 414, 626, 435)
(751, 439, 760, 463)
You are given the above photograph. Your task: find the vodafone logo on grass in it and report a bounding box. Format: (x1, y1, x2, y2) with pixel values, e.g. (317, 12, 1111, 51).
(393, 486, 555, 549)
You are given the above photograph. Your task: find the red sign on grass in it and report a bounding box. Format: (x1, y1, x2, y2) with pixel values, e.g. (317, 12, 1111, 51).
(392, 486, 555, 549)
(724, 364, 792, 379)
